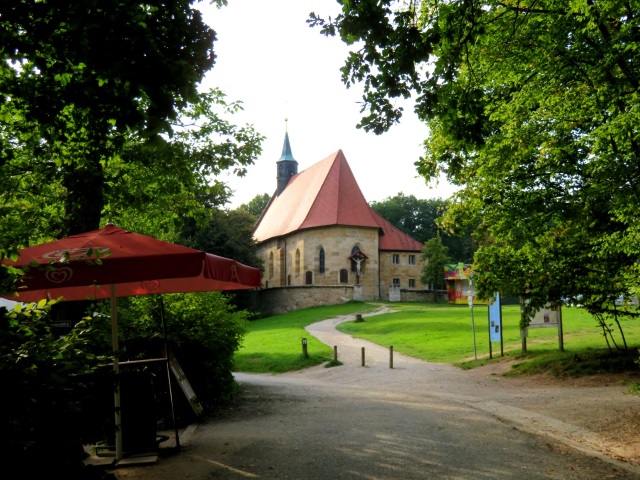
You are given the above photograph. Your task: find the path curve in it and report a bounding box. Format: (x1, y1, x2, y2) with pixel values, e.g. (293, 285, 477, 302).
(269, 306, 640, 475)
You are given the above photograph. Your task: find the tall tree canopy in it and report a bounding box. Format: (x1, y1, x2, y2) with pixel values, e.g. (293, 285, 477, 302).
(311, 1, 640, 320)
(0, 0, 261, 244)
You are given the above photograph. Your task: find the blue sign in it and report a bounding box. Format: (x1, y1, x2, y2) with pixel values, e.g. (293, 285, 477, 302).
(488, 292, 502, 343)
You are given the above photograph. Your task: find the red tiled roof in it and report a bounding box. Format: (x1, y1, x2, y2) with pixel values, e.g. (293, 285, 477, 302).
(253, 150, 424, 253)
(371, 210, 424, 252)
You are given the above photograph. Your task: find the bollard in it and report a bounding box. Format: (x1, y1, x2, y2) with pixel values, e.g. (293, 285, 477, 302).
(361, 347, 365, 366)
(390, 345, 394, 369)
(355, 313, 363, 322)
(302, 338, 309, 358)
(334, 345, 338, 362)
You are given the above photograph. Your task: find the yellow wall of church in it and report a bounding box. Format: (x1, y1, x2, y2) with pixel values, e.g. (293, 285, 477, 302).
(257, 225, 426, 301)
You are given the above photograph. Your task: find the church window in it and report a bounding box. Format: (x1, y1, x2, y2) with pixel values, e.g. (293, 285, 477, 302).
(319, 247, 325, 274)
(305, 271, 313, 285)
(392, 278, 401, 286)
(408, 255, 416, 265)
(269, 252, 274, 278)
(409, 279, 416, 288)
(295, 249, 301, 276)
(339, 269, 348, 283)
(392, 254, 400, 264)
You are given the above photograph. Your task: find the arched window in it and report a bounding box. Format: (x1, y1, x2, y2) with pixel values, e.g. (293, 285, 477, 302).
(339, 268, 348, 283)
(295, 249, 301, 276)
(319, 247, 325, 274)
(305, 271, 313, 285)
(269, 252, 274, 278)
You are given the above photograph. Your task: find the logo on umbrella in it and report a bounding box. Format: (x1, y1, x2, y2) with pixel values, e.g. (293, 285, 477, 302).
(45, 266, 74, 284)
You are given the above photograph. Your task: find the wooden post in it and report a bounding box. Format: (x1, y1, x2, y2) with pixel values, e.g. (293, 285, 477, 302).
(558, 306, 564, 352)
(334, 345, 338, 362)
(390, 346, 394, 369)
(361, 347, 365, 366)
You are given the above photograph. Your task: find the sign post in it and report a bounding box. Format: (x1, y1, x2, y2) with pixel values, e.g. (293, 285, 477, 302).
(526, 304, 564, 353)
(488, 292, 503, 359)
(468, 281, 477, 360)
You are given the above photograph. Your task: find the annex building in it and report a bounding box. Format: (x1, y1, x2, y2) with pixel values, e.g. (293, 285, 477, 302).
(253, 130, 430, 314)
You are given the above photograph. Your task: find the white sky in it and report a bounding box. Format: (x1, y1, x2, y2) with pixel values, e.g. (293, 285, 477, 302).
(198, 0, 458, 209)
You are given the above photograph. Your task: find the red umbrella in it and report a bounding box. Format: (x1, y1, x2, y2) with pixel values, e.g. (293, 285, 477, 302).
(2, 223, 262, 462)
(5, 223, 261, 300)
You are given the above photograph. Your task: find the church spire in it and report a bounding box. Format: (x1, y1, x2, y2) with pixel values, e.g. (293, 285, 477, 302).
(276, 118, 298, 195)
(279, 119, 295, 161)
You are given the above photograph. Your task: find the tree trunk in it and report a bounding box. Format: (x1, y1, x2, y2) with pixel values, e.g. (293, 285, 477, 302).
(62, 157, 104, 236)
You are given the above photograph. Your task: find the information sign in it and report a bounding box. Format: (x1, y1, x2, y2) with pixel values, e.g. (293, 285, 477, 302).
(488, 293, 502, 343)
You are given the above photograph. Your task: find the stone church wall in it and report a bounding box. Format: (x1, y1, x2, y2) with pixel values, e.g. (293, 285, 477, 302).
(257, 285, 355, 315)
(257, 226, 381, 296)
(256, 227, 429, 309)
(379, 251, 425, 300)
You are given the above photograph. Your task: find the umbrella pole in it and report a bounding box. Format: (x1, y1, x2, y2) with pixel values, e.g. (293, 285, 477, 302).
(111, 285, 123, 462)
(160, 297, 180, 451)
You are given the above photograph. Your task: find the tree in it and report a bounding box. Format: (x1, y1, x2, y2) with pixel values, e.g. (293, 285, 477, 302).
(239, 193, 272, 219)
(0, 1, 264, 474)
(420, 236, 451, 290)
(0, 0, 236, 237)
(0, 87, 263, 248)
(311, 1, 640, 327)
(179, 207, 264, 271)
(370, 193, 445, 244)
(370, 193, 475, 262)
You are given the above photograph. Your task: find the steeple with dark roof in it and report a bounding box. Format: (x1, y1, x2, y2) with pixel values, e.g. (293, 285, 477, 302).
(276, 119, 298, 195)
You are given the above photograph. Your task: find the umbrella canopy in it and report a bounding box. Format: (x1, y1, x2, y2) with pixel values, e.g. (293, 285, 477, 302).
(2, 223, 262, 463)
(4, 223, 261, 301)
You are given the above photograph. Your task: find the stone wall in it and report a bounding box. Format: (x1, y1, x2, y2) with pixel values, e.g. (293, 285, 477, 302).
(397, 289, 449, 303)
(257, 285, 355, 315)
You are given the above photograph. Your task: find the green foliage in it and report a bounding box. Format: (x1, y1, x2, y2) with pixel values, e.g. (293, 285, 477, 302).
(0, 0, 217, 235)
(0, 300, 113, 479)
(0, 2, 264, 243)
(179, 206, 264, 270)
(0, 87, 264, 248)
(239, 193, 272, 219)
(370, 193, 446, 244)
(114, 291, 251, 407)
(370, 193, 475, 262)
(420, 236, 451, 290)
(312, 1, 640, 327)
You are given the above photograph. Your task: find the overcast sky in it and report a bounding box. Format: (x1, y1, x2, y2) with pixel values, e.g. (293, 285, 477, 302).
(198, 0, 458, 209)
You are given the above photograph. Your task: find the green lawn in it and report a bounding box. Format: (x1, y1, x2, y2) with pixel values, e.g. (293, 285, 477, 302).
(234, 301, 640, 377)
(233, 302, 380, 373)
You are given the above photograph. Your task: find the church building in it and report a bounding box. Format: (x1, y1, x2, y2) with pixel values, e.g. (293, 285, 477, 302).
(253, 130, 427, 313)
